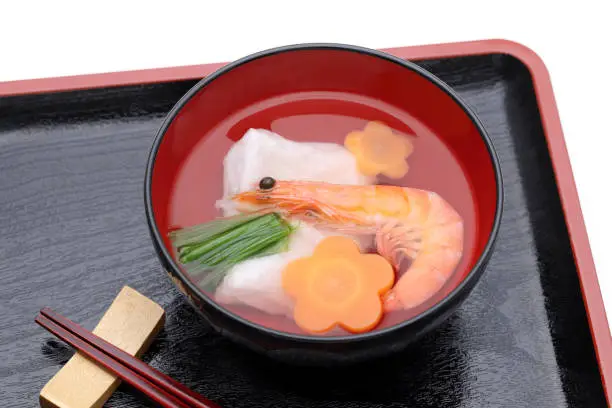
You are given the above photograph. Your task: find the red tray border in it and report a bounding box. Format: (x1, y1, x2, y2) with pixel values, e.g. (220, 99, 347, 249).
(2, 39, 609, 404)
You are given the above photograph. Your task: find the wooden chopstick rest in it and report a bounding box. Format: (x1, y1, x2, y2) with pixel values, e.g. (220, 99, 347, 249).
(40, 286, 165, 408)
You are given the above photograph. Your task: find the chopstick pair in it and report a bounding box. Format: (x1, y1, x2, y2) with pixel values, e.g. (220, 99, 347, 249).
(35, 307, 220, 408)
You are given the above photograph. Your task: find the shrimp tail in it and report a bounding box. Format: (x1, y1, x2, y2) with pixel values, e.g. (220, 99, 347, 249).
(375, 221, 422, 312)
(375, 221, 421, 267)
(378, 192, 464, 312)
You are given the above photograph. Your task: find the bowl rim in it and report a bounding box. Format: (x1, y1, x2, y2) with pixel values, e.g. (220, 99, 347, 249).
(144, 42, 504, 343)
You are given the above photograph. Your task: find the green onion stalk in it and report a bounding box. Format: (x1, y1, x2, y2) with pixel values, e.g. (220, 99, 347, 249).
(169, 212, 295, 291)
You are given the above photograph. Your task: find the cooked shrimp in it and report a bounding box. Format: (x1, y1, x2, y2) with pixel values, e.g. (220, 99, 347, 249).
(232, 178, 464, 311)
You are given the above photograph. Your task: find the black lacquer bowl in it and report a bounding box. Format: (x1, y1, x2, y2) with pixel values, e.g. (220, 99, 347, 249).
(2, 40, 607, 407)
(144, 43, 503, 365)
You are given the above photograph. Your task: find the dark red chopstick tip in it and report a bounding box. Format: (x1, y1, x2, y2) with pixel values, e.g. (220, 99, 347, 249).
(35, 313, 191, 408)
(35, 308, 220, 408)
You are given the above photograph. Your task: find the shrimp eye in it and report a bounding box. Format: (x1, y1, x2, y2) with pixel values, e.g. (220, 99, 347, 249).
(259, 177, 276, 190)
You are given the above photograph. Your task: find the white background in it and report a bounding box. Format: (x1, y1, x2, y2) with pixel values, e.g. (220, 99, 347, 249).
(1, 1, 610, 328)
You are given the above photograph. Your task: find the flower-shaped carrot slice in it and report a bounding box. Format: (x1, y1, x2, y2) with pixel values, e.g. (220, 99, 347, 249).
(344, 121, 414, 179)
(282, 236, 394, 334)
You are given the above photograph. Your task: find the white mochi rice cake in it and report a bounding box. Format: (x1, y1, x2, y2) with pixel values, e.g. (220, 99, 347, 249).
(214, 128, 373, 318)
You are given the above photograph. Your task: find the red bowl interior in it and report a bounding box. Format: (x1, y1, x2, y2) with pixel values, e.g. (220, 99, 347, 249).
(149, 46, 499, 336)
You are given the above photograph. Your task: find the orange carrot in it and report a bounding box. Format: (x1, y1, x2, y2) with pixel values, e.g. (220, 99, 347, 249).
(282, 236, 394, 334)
(344, 121, 414, 179)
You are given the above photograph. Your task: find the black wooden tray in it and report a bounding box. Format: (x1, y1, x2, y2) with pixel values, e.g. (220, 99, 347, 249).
(1, 40, 610, 407)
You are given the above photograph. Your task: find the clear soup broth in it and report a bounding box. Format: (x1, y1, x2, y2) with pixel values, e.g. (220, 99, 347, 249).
(166, 92, 478, 336)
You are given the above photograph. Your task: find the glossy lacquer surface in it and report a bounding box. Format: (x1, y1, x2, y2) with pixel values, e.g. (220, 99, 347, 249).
(0, 55, 606, 407)
(149, 47, 500, 337)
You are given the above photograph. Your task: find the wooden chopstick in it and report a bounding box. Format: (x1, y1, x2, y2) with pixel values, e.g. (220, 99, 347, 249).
(35, 309, 220, 408)
(35, 313, 190, 408)
(39, 307, 219, 408)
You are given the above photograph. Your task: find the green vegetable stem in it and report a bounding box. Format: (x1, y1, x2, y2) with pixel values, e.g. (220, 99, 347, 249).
(169, 212, 295, 291)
